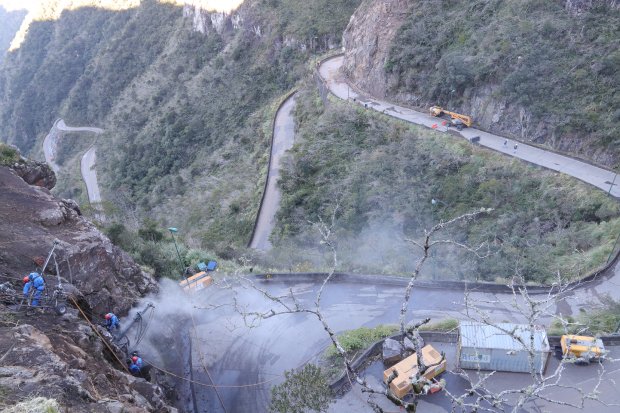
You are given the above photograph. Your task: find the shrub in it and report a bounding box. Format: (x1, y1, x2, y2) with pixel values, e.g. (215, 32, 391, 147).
(270, 364, 332, 413)
(325, 325, 399, 358)
(0, 143, 20, 166)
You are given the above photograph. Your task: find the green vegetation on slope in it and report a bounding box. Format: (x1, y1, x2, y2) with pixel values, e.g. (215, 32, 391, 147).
(549, 296, 620, 335)
(385, 0, 620, 167)
(0, 142, 20, 165)
(0, 0, 361, 272)
(273, 86, 620, 282)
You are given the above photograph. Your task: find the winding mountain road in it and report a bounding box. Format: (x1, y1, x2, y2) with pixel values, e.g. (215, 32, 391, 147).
(42, 118, 104, 207)
(318, 55, 620, 198)
(249, 94, 297, 250)
(196, 54, 620, 413)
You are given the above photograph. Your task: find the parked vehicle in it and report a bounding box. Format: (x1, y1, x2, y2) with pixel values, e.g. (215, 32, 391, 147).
(559, 335, 607, 363)
(429, 105, 473, 130)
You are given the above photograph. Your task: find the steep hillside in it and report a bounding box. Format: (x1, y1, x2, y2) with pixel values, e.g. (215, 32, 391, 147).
(0, 6, 26, 64)
(0, 0, 361, 269)
(273, 85, 620, 282)
(0, 147, 178, 412)
(343, 0, 620, 168)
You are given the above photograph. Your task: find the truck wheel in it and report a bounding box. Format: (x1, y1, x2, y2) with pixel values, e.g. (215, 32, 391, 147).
(55, 305, 67, 315)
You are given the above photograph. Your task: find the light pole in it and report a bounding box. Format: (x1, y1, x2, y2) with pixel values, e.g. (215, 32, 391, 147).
(168, 227, 185, 278)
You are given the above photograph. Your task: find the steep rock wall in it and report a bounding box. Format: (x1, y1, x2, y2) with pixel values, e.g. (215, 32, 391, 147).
(0, 160, 178, 412)
(0, 163, 156, 316)
(342, 0, 409, 98)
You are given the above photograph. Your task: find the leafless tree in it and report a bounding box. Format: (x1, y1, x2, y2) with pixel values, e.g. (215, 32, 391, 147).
(447, 272, 617, 412)
(228, 206, 615, 412)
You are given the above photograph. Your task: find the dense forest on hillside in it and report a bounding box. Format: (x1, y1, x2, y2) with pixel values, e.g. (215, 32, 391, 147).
(384, 0, 620, 168)
(274, 85, 620, 282)
(0, 0, 361, 267)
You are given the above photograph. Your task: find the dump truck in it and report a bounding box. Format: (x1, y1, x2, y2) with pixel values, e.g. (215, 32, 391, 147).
(560, 335, 606, 363)
(429, 106, 472, 130)
(178, 271, 213, 292)
(383, 344, 446, 398)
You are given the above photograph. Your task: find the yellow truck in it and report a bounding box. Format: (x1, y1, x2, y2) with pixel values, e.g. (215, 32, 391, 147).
(429, 106, 473, 130)
(383, 344, 446, 398)
(560, 335, 606, 362)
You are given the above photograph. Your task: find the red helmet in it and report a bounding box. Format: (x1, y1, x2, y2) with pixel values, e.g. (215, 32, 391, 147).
(132, 356, 138, 363)
(105, 314, 111, 320)
(23, 276, 30, 283)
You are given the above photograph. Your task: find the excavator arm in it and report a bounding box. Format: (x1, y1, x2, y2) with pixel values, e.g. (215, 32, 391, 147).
(429, 106, 473, 128)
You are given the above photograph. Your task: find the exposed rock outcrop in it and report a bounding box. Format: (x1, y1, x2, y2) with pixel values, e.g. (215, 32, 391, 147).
(0, 166, 156, 315)
(0, 164, 176, 411)
(9, 156, 57, 190)
(0, 322, 176, 412)
(342, 0, 409, 98)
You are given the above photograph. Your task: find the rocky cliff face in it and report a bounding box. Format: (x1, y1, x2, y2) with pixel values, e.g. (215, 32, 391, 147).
(342, 0, 409, 98)
(0, 164, 156, 316)
(0, 161, 177, 412)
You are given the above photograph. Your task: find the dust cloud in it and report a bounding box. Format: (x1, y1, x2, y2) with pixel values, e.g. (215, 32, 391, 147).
(119, 278, 201, 364)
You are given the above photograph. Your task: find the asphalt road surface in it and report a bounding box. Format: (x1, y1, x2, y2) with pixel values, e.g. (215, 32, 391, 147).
(250, 94, 297, 250)
(318, 56, 620, 198)
(80, 146, 101, 204)
(188, 261, 620, 413)
(42, 118, 104, 214)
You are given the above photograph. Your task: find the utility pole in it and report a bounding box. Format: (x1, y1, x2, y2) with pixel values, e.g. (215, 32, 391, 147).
(168, 227, 186, 278)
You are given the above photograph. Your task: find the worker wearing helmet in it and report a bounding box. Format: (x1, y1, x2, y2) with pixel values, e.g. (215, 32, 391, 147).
(131, 355, 143, 369)
(23, 272, 45, 306)
(104, 312, 120, 332)
(129, 360, 141, 375)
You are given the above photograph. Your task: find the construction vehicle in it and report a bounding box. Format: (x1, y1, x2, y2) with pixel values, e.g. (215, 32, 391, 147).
(383, 344, 447, 398)
(559, 335, 607, 363)
(179, 271, 213, 292)
(429, 106, 472, 130)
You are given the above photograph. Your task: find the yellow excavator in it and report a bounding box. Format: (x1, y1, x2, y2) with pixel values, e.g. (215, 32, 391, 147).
(559, 335, 607, 363)
(429, 106, 473, 130)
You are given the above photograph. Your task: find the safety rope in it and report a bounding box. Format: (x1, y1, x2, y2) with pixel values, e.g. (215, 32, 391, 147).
(69, 295, 130, 374)
(190, 301, 228, 412)
(141, 356, 281, 389)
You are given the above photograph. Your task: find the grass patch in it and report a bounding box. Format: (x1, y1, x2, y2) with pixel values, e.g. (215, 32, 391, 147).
(419, 318, 459, 332)
(0, 143, 21, 166)
(324, 324, 398, 359)
(1, 397, 60, 413)
(548, 296, 620, 336)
